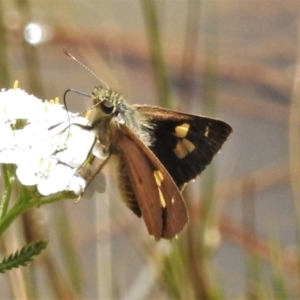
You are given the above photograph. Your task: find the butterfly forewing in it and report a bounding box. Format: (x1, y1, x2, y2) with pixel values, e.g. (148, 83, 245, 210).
(134, 105, 232, 189)
(115, 124, 188, 240)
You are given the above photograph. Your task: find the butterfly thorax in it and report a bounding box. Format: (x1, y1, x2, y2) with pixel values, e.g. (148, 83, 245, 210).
(89, 86, 153, 153)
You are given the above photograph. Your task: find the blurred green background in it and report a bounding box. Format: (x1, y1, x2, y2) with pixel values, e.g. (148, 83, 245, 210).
(0, 0, 299, 299)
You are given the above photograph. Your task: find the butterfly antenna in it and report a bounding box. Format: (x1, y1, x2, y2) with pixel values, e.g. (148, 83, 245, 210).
(64, 50, 109, 89)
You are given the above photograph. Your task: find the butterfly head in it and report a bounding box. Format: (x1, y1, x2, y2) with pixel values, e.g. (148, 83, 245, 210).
(89, 86, 153, 148)
(91, 86, 124, 117)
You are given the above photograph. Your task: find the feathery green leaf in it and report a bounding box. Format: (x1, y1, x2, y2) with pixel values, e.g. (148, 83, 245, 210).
(0, 240, 48, 273)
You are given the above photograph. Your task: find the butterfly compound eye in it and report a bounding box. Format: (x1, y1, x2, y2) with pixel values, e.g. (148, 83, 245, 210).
(100, 100, 114, 114)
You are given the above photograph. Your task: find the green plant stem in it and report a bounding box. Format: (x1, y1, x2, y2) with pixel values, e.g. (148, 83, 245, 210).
(40, 191, 77, 205)
(55, 202, 84, 294)
(0, 0, 11, 87)
(289, 17, 300, 296)
(0, 191, 76, 237)
(195, 1, 220, 299)
(15, 0, 44, 97)
(0, 165, 14, 219)
(0, 201, 33, 237)
(141, 0, 172, 108)
(180, 0, 201, 105)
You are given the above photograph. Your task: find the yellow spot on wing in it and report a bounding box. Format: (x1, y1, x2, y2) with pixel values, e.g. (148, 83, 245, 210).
(175, 123, 190, 138)
(174, 138, 195, 158)
(182, 138, 195, 153)
(158, 188, 166, 208)
(204, 126, 209, 137)
(153, 170, 164, 186)
(153, 171, 166, 208)
(174, 124, 196, 158)
(174, 140, 189, 158)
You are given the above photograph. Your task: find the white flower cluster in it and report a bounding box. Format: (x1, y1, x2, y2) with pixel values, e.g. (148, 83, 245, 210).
(0, 83, 97, 196)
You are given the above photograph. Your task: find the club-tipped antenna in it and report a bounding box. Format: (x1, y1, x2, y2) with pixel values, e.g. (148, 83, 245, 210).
(64, 50, 109, 89)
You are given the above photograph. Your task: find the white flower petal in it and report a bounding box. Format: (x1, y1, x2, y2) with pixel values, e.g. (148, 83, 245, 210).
(37, 164, 76, 195)
(0, 88, 43, 121)
(67, 176, 87, 195)
(55, 127, 95, 167)
(16, 164, 39, 186)
(0, 124, 13, 150)
(0, 87, 100, 196)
